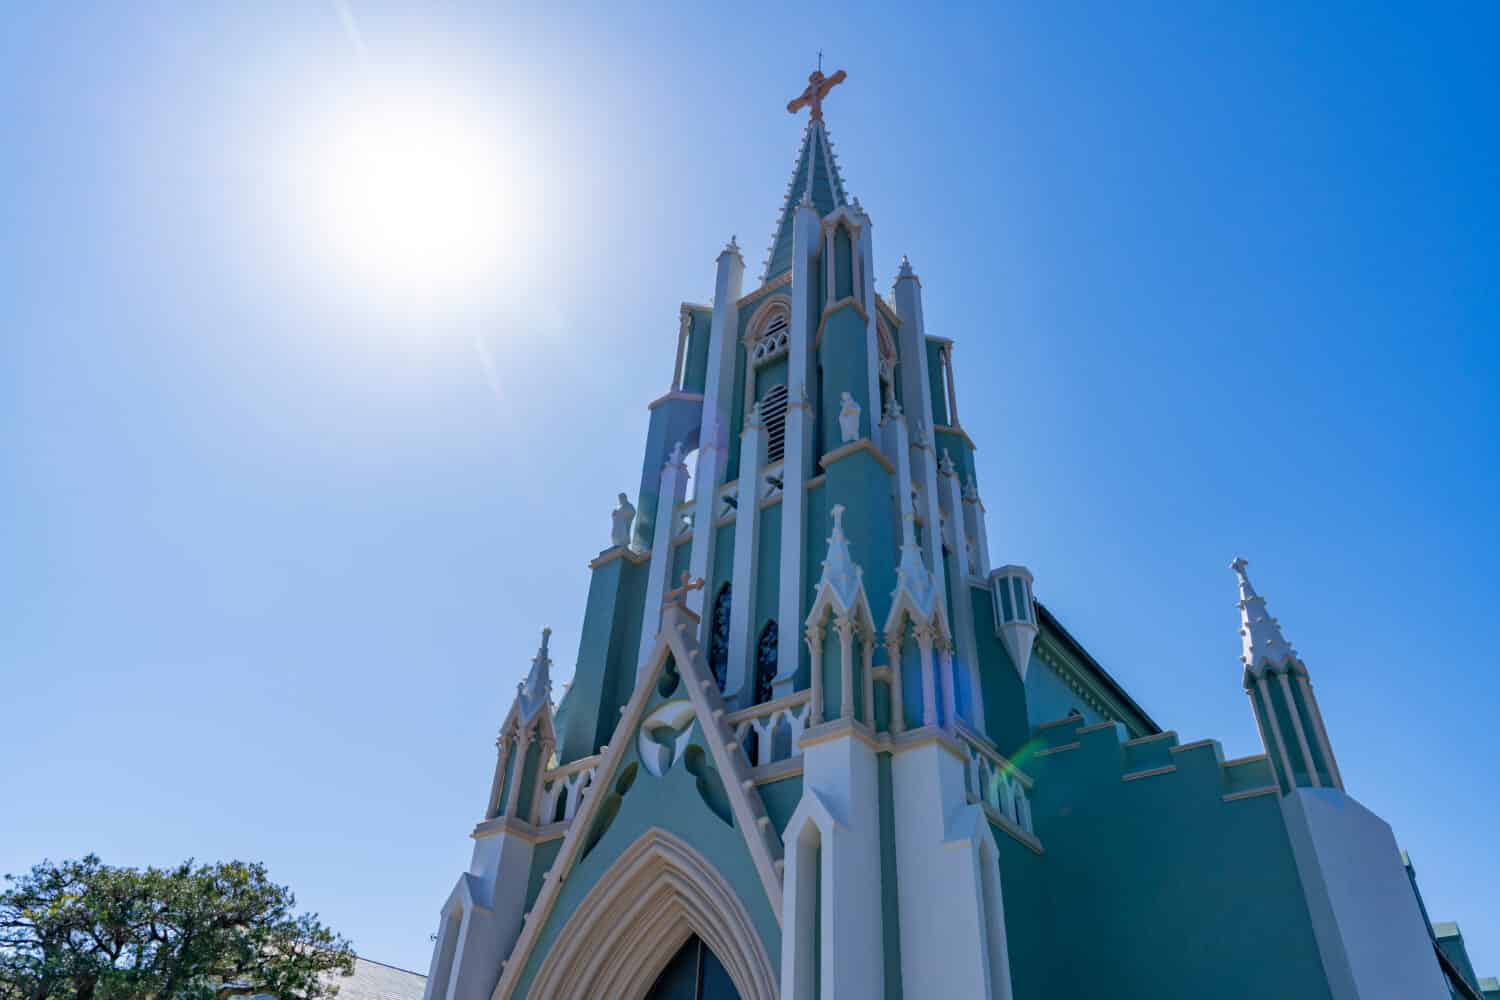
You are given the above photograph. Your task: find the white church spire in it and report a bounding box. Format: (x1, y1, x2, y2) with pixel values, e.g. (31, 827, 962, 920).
(1231, 557, 1301, 676)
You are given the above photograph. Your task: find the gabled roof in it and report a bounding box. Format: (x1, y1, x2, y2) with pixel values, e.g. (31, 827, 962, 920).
(762, 119, 850, 282)
(493, 604, 787, 998)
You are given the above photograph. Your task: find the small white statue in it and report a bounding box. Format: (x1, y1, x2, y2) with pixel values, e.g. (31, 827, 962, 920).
(838, 392, 861, 444)
(611, 493, 636, 548)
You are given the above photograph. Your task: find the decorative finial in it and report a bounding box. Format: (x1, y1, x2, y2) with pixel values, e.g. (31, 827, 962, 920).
(939, 449, 958, 476)
(816, 504, 864, 612)
(538, 626, 551, 659)
(898, 255, 915, 278)
(962, 477, 980, 503)
(667, 441, 685, 466)
(787, 66, 848, 123)
(748, 399, 764, 429)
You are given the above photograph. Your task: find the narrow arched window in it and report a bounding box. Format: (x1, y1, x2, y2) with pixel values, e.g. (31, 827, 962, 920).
(755, 620, 778, 704)
(708, 584, 732, 691)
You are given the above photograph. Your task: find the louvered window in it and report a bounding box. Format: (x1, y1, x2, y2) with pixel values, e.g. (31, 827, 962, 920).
(760, 384, 789, 464)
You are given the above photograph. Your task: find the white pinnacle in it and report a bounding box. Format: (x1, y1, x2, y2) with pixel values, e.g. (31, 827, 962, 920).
(516, 627, 553, 723)
(891, 512, 937, 619)
(818, 505, 864, 613)
(1231, 558, 1300, 675)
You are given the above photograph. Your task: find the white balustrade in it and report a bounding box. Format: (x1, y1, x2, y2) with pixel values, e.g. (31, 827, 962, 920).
(958, 728, 1034, 835)
(539, 756, 600, 825)
(727, 691, 811, 769)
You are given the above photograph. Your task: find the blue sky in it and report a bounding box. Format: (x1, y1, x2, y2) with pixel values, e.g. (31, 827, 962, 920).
(3, 0, 1496, 978)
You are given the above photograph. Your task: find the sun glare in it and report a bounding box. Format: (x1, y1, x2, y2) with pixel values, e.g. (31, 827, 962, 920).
(296, 83, 537, 305)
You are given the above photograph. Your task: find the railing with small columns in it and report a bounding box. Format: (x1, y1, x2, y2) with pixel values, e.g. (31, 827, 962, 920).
(725, 690, 812, 769)
(538, 754, 601, 825)
(956, 724, 1034, 835)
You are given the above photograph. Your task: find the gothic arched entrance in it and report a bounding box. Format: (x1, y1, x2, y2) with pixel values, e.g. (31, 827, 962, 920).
(525, 828, 776, 1000)
(644, 934, 742, 1000)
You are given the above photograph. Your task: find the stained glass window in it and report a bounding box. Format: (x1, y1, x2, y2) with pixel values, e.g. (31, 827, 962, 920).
(755, 620, 778, 705)
(708, 584, 731, 692)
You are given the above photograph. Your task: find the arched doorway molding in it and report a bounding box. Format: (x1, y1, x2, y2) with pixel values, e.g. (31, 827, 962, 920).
(526, 828, 776, 1000)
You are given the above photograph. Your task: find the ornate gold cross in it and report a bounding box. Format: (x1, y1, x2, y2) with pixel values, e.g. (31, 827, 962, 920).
(787, 67, 847, 123)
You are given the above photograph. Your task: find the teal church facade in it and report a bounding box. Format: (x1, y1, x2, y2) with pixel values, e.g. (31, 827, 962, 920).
(421, 73, 1492, 1000)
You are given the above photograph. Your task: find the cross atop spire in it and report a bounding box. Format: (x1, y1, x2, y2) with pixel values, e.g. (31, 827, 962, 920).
(787, 67, 847, 124)
(763, 68, 853, 281)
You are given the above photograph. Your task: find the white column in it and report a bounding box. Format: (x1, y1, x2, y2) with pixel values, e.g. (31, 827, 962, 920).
(963, 480, 991, 577)
(638, 448, 689, 674)
(1257, 675, 1297, 791)
(941, 343, 960, 426)
(776, 197, 819, 694)
(485, 741, 511, 819)
(1279, 672, 1321, 788)
(1299, 675, 1345, 790)
(915, 625, 938, 728)
(806, 622, 825, 725)
(939, 454, 985, 730)
(857, 215, 883, 436)
(937, 641, 959, 729)
(502, 728, 530, 818)
(835, 615, 855, 721)
(725, 406, 766, 706)
(891, 740, 1010, 999)
(686, 241, 744, 624)
(884, 636, 907, 733)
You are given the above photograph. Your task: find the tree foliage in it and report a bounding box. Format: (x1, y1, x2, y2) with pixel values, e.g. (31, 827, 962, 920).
(0, 856, 354, 1000)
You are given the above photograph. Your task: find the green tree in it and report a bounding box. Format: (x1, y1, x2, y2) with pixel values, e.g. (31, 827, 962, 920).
(0, 856, 354, 1000)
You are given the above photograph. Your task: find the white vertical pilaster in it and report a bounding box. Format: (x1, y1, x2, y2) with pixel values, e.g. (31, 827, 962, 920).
(1257, 674, 1297, 792)
(891, 740, 1011, 999)
(963, 479, 992, 577)
(939, 453, 985, 731)
(892, 262, 949, 595)
(639, 448, 689, 674)
(776, 197, 819, 694)
(687, 240, 745, 626)
(1299, 675, 1345, 790)
(725, 407, 766, 706)
(857, 213, 882, 434)
(1279, 672, 1321, 788)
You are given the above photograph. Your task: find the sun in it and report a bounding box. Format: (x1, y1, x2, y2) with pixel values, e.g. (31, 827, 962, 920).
(298, 82, 535, 304)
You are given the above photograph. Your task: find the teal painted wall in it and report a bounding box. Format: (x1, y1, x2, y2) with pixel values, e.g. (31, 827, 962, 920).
(925, 340, 948, 427)
(1023, 716, 1335, 1000)
(969, 585, 1033, 756)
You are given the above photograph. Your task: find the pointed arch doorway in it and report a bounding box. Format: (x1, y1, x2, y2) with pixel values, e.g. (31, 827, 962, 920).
(526, 829, 777, 1000)
(644, 934, 742, 999)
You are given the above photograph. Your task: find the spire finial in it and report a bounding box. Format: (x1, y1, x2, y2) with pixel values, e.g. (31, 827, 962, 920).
(787, 66, 847, 123)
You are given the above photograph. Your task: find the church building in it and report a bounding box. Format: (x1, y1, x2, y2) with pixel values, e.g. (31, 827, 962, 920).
(420, 70, 1493, 1000)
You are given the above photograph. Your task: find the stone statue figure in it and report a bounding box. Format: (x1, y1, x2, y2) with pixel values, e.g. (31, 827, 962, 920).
(611, 493, 635, 548)
(838, 392, 861, 444)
